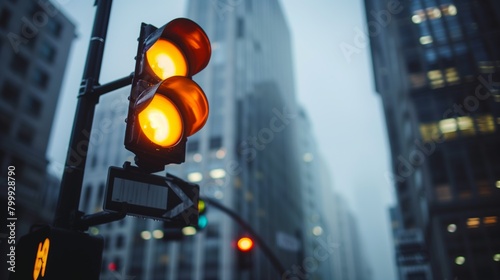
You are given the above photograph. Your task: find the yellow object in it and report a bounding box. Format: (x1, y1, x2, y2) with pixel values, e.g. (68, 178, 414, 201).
(237, 237, 254, 252)
(138, 94, 183, 147)
(33, 238, 50, 280)
(146, 39, 187, 80)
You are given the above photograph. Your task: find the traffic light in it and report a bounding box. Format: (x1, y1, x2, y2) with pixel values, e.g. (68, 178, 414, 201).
(197, 198, 208, 230)
(125, 18, 211, 172)
(236, 236, 254, 270)
(12, 226, 103, 280)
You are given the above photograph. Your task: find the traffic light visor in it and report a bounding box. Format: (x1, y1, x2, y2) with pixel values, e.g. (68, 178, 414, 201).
(157, 76, 209, 136)
(138, 94, 183, 147)
(146, 39, 188, 80)
(161, 18, 211, 76)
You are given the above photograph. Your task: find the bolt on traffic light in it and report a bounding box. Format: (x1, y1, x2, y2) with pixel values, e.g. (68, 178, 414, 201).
(125, 18, 211, 172)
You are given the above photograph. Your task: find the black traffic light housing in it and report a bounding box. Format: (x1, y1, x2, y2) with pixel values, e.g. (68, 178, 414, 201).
(125, 18, 211, 173)
(11, 226, 103, 280)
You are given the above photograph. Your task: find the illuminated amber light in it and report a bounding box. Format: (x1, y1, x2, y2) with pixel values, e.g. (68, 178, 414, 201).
(33, 238, 50, 280)
(484, 216, 497, 225)
(146, 39, 187, 80)
(237, 237, 254, 252)
(467, 217, 480, 228)
(138, 95, 183, 147)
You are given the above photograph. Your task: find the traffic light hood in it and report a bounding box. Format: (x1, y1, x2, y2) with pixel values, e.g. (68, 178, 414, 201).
(144, 18, 211, 79)
(135, 76, 209, 140)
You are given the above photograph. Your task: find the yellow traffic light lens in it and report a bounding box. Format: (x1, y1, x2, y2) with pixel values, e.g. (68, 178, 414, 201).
(237, 237, 254, 252)
(138, 94, 183, 147)
(198, 199, 206, 213)
(146, 39, 187, 80)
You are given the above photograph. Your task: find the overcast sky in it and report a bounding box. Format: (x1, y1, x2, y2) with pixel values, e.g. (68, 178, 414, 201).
(47, 1, 396, 279)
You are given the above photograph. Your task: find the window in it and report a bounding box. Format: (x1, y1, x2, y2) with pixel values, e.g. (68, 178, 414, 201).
(209, 136, 222, 150)
(10, 54, 29, 76)
(476, 115, 495, 134)
(1, 81, 20, 106)
(116, 235, 124, 248)
(25, 96, 42, 117)
(0, 8, 11, 29)
(236, 18, 244, 38)
(32, 68, 49, 89)
(0, 112, 12, 135)
(47, 18, 62, 37)
(187, 140, 199, 153)
(38, 41, 56, 63)
(17, 124, 35, 145)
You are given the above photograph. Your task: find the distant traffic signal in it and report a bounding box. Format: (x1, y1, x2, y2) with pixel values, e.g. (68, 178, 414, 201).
(125, 18, 211, 172)
(197, 198, 208, 230)
(236, 236, 254, 270)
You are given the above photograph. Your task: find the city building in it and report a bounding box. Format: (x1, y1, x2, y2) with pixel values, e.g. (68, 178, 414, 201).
(0, 0, 75, 278)
(365, 0, 500, 279)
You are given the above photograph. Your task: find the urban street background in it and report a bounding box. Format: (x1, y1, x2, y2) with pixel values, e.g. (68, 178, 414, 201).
(46, 1, 395, 279)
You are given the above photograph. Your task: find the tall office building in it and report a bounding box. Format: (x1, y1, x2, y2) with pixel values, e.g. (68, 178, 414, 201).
(82, 1, 308, 279)
(0, 0, 75, 279)
(365, 0, 500, 279)
(0, 0, 75, 246)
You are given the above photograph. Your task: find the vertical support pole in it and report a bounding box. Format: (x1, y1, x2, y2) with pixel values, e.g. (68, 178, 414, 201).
(54, 0, 113, 229)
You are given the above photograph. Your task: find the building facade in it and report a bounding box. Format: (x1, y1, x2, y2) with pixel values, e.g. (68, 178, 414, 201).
(365, 0, 500, 279)
(0, 0, 75, 279)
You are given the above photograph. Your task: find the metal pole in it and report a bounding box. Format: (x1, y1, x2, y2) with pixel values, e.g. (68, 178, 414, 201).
(203, 197, 287, 277)
(54, 0, 113, 229)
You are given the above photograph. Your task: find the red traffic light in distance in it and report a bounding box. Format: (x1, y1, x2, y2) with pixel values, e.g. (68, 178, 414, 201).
(125, 18, 211, 172)
(237, 237, 254, 252)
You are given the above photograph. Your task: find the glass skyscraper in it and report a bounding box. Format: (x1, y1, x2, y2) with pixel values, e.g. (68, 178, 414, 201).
(365, 0, 500, 279)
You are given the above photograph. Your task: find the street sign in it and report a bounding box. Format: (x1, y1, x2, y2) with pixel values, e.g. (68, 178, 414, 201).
(276, 231, 301, 252)
(104, 165, 199, 226)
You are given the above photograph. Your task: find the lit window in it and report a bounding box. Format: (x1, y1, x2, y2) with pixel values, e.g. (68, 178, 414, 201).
(303, 153, 313, 162)
(447, 224, 457, 233)
(476, 115, 495, 134)
(478, 61, 495, 73)
(312, 226, 323, 236)
(445, 68, 460, 84)
(457, 117, 475, 136)
(467, 217, 480, 228)
(455, 256, 465, 265)
(216, 149, 226, 159)
(441, 4, 457, 16)
(152, 230, 164, 239)
(427, 70, 444, 88)
(427, 7, 442, 19)
(187, 172, 203, 182)
(209, 168, 226, 179)
(193, 153, 202, 162)
(412, 10, 426, 24)
(419, 35, 433, 45)
(435, 184, 452, 202)
(439, 118, 457, 140)
(141, 231, 151, 240)
(420, 123, 439, 142)
(483, 216, 497, 225)
(439, 118, 457, 133)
